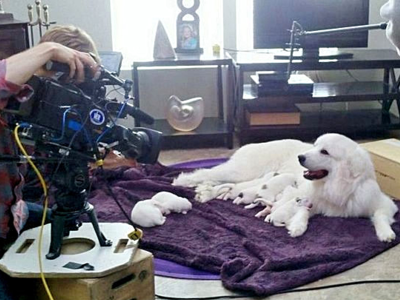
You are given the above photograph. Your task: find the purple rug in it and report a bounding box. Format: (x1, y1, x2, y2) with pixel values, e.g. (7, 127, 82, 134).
(158, 159, 227, 280)
(88, 161, 400, 296)
(170, 158, 228, 170)
(154, 258, 220, 280)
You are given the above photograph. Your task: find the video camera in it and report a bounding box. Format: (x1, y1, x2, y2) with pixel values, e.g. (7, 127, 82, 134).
(5, 61, 162, 165)
(3, 60, 162, 259)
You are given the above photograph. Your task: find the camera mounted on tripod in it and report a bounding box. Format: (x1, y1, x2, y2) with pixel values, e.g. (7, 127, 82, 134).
(4, 60, 162, 259)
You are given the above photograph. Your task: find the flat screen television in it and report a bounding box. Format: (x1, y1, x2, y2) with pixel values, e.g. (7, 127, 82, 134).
(253, 0, 370, 58)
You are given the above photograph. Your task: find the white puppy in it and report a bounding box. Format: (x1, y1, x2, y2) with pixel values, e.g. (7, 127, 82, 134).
(265, 197, 313, 230)
(252, 185, 301, 217)
(173, 133, 399, 242)
(130, 200, 166, 227)
(214, 172, 276, 201)
(255, 173, 297, 203)
(152, 191, 192, 214)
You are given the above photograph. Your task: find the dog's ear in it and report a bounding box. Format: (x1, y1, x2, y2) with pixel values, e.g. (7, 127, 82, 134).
(347, 147, 373, 178)
(334, 147, 367, 182)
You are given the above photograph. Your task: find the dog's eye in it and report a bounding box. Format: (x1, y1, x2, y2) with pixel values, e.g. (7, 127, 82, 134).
(320, 149, 329, 155)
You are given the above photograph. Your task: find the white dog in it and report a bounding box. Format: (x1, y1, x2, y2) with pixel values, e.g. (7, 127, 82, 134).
(173, 133, 398, 242)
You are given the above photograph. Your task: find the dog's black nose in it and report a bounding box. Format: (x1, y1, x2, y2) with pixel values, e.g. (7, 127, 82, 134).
(298, 155, 306, 164)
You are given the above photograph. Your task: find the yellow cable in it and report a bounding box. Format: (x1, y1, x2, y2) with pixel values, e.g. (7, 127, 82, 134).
(14, 124, 55, 300)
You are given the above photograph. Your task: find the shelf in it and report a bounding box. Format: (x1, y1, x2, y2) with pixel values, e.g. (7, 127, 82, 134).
(228, 49, 400, 72)
(147, 117, 231, 149)
(239, 109, 400, 141)
(244, 81, 399, 106)
(132, 57, 233, 149)
(234, 49, 400, 145)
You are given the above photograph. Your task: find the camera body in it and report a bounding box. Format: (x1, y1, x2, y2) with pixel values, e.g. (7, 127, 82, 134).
(5, 65, 162, 165)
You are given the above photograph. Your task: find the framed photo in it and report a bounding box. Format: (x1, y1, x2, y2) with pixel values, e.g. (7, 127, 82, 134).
(175, 20, 203, 54)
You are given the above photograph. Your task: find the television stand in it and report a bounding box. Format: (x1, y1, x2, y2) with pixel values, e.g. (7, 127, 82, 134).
(274, 48, 354, 60)
(227, 48, 400, 145)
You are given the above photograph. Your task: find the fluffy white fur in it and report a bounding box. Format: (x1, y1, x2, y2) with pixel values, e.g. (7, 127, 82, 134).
(264, 197, 313, 228)
(173, 133, 398, 242)
(232, 173, 296, 206)
(130, 199, 166, 227)
(130, 192, 192, 227)
(213, 172, 275, 201)
(255, 173, 298, 203)
(152, 191, 192, 214)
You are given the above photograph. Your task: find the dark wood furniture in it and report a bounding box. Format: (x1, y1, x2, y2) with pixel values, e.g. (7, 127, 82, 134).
(0, 14, 29, 60)
(132, 54, 234, 149)
(228, 49, 400, 145)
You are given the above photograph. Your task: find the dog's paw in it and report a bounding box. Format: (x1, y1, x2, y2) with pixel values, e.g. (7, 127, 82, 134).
(214, 184, 234, 200)
(287, 222, 307, 237)
(377, 228, 396, 242)
(194, 182, 218, 203)
(172, 174, 197, 187)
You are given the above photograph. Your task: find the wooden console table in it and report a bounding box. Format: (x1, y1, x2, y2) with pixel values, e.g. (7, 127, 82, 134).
(132, 55, 233, 149)
(0, 14, 29, 59)
(228, 49, 400, 145)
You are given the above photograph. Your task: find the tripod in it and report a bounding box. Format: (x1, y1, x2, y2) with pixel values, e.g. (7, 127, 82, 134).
(46, 161, 112, 260)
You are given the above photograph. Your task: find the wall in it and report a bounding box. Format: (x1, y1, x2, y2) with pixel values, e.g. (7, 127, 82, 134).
(3, 0, 398, 118)
(3, 0, 113, 51)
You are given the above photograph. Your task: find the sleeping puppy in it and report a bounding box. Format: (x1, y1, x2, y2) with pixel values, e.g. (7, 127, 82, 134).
(214, 172, 276, 201)
(130, 192, 192, 227)
(265, 197, 313, 230)
(152, 191, 192, 214)
(253, 173, 297, 204)
(130, 199, 166, 227)
(291, 133, 398, 242)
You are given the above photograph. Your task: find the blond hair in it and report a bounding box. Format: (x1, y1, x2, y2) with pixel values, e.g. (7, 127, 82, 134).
(40, 25, 100, 63)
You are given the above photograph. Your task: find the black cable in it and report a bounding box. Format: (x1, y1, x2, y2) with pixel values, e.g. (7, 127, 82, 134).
(278, 279, 400, 294)
(155, 279, 400, 300)
(97, 165, 139, 230)
(155, 294, 250, 300)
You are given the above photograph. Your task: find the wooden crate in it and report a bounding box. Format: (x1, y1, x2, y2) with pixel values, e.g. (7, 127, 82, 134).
(33, 249, 154, 300)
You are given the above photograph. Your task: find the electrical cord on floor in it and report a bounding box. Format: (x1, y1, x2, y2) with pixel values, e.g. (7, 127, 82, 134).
(155, 279, 400, 300)
(97, 165, 143, 241)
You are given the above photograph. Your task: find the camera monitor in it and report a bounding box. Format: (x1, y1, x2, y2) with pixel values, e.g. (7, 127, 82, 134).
(98, 51, 123, 75)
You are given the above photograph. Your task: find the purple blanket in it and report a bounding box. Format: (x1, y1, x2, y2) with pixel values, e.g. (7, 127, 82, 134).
(88, 164, 400, 296)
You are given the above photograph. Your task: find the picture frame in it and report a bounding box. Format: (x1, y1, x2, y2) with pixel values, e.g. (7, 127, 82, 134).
(175, 20, 203, 54)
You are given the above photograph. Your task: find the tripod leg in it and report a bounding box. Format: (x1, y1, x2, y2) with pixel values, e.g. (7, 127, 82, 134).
(46, 213, 66, 260)
(85, 203, 112, 247)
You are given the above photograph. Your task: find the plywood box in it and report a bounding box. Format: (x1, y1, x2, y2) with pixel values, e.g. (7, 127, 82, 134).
(362, 139, 400, 199)
(33, 249, 155, 300)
